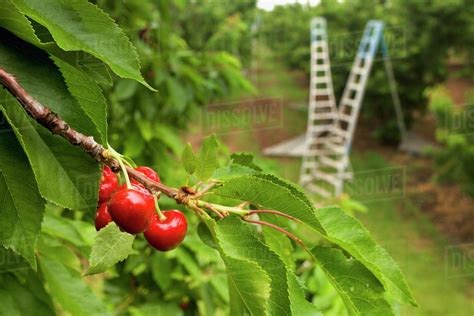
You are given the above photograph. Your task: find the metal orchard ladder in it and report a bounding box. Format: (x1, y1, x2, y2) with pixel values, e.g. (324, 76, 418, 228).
(301, 20, 399, 198)
(299, 17, 340, 197)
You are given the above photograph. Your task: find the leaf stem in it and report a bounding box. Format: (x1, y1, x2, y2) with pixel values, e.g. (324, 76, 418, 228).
(248, 210, 302, 223)
(196, 200, 248, 216)
(243, 217, 307, 250)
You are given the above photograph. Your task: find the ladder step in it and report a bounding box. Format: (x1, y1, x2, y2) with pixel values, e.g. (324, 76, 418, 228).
(311, 88, 331, 95)
(324, 141, 346, 155)
(348, 83, 361, 91)
(306, 183, 332, 198)
(311, 126, 333, 135)
(319, 156, 346, 169)
(331, 128, 350, 138)
(310, 112, 338, 120)
(339, 114, 352, 122)
(313, 171, 340, 186)
(312, 100, 335, 107)
(313, 77, 330, 83)
(339, 99, 356, 107)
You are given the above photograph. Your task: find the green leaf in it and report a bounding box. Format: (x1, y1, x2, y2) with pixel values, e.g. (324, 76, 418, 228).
(314, 206, 417, 306)
(0, 247, 29, 273)
(181, 142, 197, 175)
(195, 135, 219, 181)
(311, 246, 394, 315)
(0, 38, 102, 213)
(231, 152, 262, 171)
(214, 174, 323, 232)
(129, 302, 183, 316)
(85, 223, 135, 275)
(52, 57, 108, 145)
(224, 256, 270, 316)
(166, 77, 187, 111)
(214, 217, 291, 315)
(0, 121, 44, 269)
(41, 214, 90, 249)
(213, 174, 416, 306)
(14, 0, 154, 90)
(39, 256, 110, 316)
(261, 215, 294, 269)
(0, 273, 54, 316)
(151, 252, 172, 291)
(288, 274, 322, 316)
(0, 0, 43, 46)
(202, 218, 270, 315)
(212, 164, 258, 180)
(0, 2, 112, 85)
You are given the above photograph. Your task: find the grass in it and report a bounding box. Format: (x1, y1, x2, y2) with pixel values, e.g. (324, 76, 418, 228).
(222, 44, 474, 315)
(351, 153, 474, 316)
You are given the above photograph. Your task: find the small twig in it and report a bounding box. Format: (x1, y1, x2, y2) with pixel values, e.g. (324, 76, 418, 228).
(201, 203, 225, 219)
(189, 204, 211, 221)
(248, 210, 302, 223)
(194, 181, 218, 198)
(243, 218, 307, 250)
(236, 201, 250, 209)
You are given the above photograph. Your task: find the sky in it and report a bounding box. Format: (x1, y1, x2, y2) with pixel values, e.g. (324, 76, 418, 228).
(257, 0, 321, 11)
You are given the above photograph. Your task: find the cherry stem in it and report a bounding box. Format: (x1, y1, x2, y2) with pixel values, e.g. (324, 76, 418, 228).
(154, 194, 167, 221)
(108, 146, 131, 189)
(247, 210, 302, 223)
(243, 218, 307, 250)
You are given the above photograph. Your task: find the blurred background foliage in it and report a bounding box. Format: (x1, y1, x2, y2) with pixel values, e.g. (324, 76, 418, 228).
(259, 0, 474, 143)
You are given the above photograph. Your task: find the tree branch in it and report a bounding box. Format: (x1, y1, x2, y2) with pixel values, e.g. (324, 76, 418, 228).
(0, 67, 182, 200)
(0, 68, 118, 170)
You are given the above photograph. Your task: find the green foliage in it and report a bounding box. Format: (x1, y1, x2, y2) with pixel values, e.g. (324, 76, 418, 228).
(181, 143, 197, 175)
(86, 223, 135, 275)
(194, 135, 219, 181)
(0, 0, 415, 315)
(428, 87, 474, 196)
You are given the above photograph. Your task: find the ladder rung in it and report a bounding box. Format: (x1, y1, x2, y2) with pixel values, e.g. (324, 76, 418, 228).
(313, 77, 330, 83)
(312, 100, 335, 107)
(313, 171, 339, 186)
(348, 83, 361, 91)
(315, 64, 330, 71)
(325, 141, 346, 155)
(311, 126, 333, 135)
(311, 88, 330, 95)
(310, 112, 338, 120)
(331, 128, 350, 138)
(339, 114, 352, 122)
(319, 156, 345, 169)
(340, 99, 356, 107)
(306, 183, 332, 198)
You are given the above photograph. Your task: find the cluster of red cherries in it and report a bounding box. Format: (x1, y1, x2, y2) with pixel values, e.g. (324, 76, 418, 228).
(95, 166, 188, 251)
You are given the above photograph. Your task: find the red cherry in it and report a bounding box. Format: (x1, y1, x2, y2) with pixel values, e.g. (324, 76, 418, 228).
(116, 183, 151, 196)
(98, 166, 118, 203)
(131, 166, 160, 184)
(108, 187, 155, 234)
(144, 210, 188, 251)
(95, 203, 112, 231)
